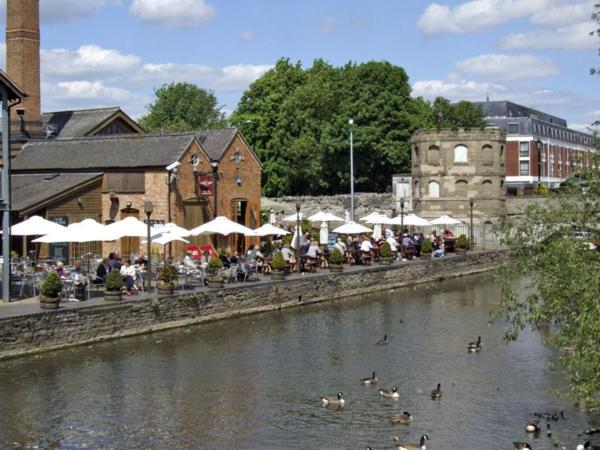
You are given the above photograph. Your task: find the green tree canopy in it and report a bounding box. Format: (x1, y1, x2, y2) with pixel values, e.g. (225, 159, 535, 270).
(492, 155, 600, 407)
(139, 82, 226, 132)
(231, 58, 486, 196)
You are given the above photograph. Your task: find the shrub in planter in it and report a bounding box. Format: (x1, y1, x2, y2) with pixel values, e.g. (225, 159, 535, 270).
(157, 265, 178, 294)
(39, 272, 62, 309)
(270, 252, 287, 280)
(206, 256, 224, 288)
(105, 268, 123, 301)
(421, 238, 433, 255)
(455, 234, 469, 253)
(379, 241, 393, 264)
(329, 248, 344, 272)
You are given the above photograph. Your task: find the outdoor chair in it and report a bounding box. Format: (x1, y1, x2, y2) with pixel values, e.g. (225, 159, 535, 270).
(224, 264, 239, 284)
(240, 261, 259, 282)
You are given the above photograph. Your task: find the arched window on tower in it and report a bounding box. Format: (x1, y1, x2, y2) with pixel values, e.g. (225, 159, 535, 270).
(428, 181, 440, 198)
(454, 144, 468, 163)
(482, 145, 493, 165)
(455, 179, 468, 197)
(482, 179, 493, 197)
(427, 145, 440, 164)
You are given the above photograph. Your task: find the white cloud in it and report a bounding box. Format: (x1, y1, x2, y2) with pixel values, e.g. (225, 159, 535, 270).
(49, 81, 131, 101)
(530, 1, 594, 26)
(319, 17, 336, 35)
(42, 45, 141, 78)
(241, 31, 256, 42)
(0, 0, 122, 24)
(129, 0, 215, 28)
(412, 79, 506, 101)
(417, 0, 551, 35)
(138, 62, 273, 91)
(569, 123, 595, 132)
(501, 21, 597, 50)
(455, 53, 559, 81)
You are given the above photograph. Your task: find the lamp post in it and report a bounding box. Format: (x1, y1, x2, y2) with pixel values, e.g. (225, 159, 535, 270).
(295, 203, 301, 274)
(144, 201, 153, 293)
(165, 168, 177, 260)
(469, 197, 474, 251)
(349, 119, 355, 221)
(400, 197, 405, 258)
(210, 160, 219, 217)
(535, 139, 543, 185)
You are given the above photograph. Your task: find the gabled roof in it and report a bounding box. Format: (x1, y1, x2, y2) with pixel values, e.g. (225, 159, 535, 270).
(12, 173, 102, 215)
(195, 128, 238, 161)
(42, 106, 144, 138)
(0, 68, 27, 102)
(12, 133, 198, 171)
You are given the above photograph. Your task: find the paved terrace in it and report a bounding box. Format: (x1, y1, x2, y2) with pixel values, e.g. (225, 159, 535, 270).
(0, 253, 466, 320)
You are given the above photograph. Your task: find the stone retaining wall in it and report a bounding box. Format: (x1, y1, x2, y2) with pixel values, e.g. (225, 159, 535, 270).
(0, 251, 507, 359)
(268, 193, 395, 219)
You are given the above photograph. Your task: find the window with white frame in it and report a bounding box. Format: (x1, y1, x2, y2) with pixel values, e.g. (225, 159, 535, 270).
(520, 161, 529, 176)
(428, 181, 440, 198)
(519, 142, 529, 157)
(454, 144, 468, 163)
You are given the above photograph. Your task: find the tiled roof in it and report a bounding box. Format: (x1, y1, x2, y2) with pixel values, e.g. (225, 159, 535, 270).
(195, 128, 238, 161)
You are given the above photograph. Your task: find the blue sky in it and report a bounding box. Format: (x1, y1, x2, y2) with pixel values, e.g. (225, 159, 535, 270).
(0, 0, 598, 130)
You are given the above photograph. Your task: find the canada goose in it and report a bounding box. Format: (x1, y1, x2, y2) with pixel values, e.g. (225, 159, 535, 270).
(430, 383, 442, 399)
(377, 334, 389, 345)
(467, 336, 482, 352)
(577, 441, 600, 450)
(393, 434, 429, 450)
(390, 411, 413, 424)
(379, 386, 400, 398)
(513, 442, 532, 449)
(525, 420, 540, 433)
(321, 392, 345, 407)
(361, 371, 378, 385)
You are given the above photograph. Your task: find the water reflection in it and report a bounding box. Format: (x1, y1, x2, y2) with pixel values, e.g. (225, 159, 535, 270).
(0, 274, 598, 449)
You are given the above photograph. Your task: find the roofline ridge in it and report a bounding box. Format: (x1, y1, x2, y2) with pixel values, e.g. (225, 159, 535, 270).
(24, 131, 197, 144)
(42, 106, 121, 115)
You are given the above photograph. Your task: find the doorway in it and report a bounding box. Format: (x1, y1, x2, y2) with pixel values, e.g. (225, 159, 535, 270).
(120, 208, 139, 260)
(232, 199, 247, 254)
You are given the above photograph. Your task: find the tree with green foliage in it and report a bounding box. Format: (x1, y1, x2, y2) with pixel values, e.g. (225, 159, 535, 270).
(592, 2, 599, 76)
(430, 97, 487, 129)
(139, 82, 226, 132)
(232, 58, 484, 196)
(492, 155, 600, 407)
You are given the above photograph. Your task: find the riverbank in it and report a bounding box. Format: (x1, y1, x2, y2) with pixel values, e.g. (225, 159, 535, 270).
(0, 250, 507, 359)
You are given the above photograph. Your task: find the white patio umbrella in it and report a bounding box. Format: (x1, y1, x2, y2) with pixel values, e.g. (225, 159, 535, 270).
(319, 221, 329, 245)
(359, 212, 384, 222)
(253, 224, 290, 237)
(143, 233, 190, 245)
(389, 213, 431, 226)
(365, 214, 393, 225)
(151, 222, 190, 237)
(189, 216, 258, 236)
(282, 212, 304, 222)
(106, 216, 149, 238)
(308, 211, 344, 222)
(430, 215, 463, 225)
(332, 221, 372, 234)
(33, 221, 117, 243)
(11, 215, 66, 236)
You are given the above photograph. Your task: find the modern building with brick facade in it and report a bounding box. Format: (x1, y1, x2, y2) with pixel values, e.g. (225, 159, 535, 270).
(411, 128, 507, 223)
(474, 101, 596, 191)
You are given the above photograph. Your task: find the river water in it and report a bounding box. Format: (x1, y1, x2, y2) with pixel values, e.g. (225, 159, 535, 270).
(0, 273, 598, 449)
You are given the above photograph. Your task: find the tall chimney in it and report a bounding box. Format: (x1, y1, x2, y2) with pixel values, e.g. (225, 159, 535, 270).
(6, 0, 42, 141)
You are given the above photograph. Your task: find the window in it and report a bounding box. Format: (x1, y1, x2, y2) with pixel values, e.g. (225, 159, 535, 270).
(428, 181, 440, 198)
(482, 145, 493, 165)
(455, 180, 467, 196)
(414, 146, 419, 160)
(519, 161, 529, 176)
(508, 123, 519, 134)
(427, 145, 440, 164)
(519, 142, 529, 158)
(454, 145, 468, 163)
(482, 180, 493, 197)
(414, 180, 420, 199)
(103, 172, 145, 193)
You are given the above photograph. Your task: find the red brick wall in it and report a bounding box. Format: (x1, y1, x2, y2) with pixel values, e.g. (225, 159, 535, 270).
(505, 141, 519, 176)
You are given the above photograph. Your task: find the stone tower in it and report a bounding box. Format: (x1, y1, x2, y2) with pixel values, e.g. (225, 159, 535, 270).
(6, 0, 42, 141)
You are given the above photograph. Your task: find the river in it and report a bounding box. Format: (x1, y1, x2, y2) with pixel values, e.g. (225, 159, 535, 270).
(0, 273, 598, 449)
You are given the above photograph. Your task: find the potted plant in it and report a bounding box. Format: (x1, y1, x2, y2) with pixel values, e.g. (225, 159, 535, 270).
(270, 252, 287, 280)
(206, 256, 224, 288)
(455, 234, 469, 254)
(39, 271, 62, 309)
(378, 241, 393, 265)
(105, 268, 124, 301)
(157, 265, 178, 295)
(329, 248, 344, 273)
(421, 238, 433, 257)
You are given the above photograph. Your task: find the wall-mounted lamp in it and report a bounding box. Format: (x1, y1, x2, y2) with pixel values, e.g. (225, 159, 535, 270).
(236, 176, 242, 186)
(126, 201, 132, 208)
(77, 197, 83, 208)
(109, 190, 117, 201)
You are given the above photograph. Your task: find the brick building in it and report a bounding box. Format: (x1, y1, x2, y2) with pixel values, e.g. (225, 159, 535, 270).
(3, 0, 262, 262)
(473, 100, 596, 191)
(411, 128, 507, 223)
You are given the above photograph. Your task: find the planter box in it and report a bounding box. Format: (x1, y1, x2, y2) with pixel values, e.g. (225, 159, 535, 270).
(329, 265, 344, 273)
(270, 271, 287, 281)
(39, 295, 60, 310)
(104, 290, 122, 302)
(378, 258, 393, 265)
(207, 278, 224, 289)
(455, 248, 467, 255)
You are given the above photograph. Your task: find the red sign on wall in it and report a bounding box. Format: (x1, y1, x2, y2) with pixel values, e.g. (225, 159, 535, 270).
(196, 174, 214, 196)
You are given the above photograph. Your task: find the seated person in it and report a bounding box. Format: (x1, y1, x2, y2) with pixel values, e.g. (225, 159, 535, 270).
(245, 244, 264, 262)
(69, 260, 88, 299)
(95, 258, 110, 284)
(333, 238, 346, 255)
(55, 261, 66, 278)
(134, 252, 147, 266)
(306, 240, 321, 271)
(183, 251, 197, 268)
(120, 259, 138, 296)
(385, 234, 398, 252)
(401, 232, 416, 259)
(432, 242, 446, 258)
(280, 243, 295, 272)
